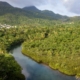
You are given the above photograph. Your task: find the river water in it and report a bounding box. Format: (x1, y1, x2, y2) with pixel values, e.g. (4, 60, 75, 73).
(10, 46, 77, 80)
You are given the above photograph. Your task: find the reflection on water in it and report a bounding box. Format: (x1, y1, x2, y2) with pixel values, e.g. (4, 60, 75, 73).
(10, 46, 76, 80)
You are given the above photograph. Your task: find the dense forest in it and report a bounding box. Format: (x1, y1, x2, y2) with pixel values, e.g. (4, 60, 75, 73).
(0, 21, 80, 79)
(0, 27, 27, 80)
(22, 24, 80, 77)
(0, 1, 80, 80)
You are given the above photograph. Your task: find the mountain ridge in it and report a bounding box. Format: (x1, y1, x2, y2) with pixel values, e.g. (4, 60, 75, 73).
(0, 1, 68, 20)
(23, 6, 40, 12)
(1, 1, 79, 25)
(0, 1, 13, 7)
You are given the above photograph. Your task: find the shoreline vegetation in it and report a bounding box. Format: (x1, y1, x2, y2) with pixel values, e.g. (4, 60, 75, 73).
(0, 26, 26, 80)
(21, 25, 80, 78)
(22, 51, 77, 77)
(0, 22, 80, 79)
(22, 50, 76, 76)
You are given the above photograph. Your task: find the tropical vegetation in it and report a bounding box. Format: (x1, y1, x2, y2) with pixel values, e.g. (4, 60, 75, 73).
(0, 1, 80, 80)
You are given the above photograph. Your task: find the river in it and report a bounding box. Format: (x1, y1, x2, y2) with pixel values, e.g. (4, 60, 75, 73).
(10, 46, 77, 80)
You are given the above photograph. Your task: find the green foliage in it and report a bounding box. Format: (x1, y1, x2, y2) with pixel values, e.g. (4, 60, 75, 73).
(0, 1, 69, 26)
(22, 25, 80, 77)
(0, 4, 80, 78)
(1, 1, 80, 79)
(0, 54, 25, 80)
(0, 27, 28, 80)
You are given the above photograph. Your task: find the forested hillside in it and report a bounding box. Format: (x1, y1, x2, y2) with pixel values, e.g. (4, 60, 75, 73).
(22, 24, 80, 77)
(0, 1, 80, 26)
(0, 1, 69, 26)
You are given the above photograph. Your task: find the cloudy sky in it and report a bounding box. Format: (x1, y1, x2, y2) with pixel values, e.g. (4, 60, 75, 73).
(0, 0, 80, 16)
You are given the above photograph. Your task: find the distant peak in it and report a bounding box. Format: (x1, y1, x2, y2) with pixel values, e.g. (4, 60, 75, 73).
(26, 6, 37, 8)
(23, 6, 40, 12)
(0, 1, 12, 7)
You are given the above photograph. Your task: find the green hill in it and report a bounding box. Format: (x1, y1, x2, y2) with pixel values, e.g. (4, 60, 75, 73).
(0, 1, 69, 26)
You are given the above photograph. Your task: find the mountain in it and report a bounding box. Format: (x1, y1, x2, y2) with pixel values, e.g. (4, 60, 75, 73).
(0, 1, 32, 17)
(41, 10, 67, 20)
(0, 1, 68, 20)
(22, 6, 68, 20)
(0, 1, 12, 7)
(23, 6, 40, 12)
(0, 1, 69, 25)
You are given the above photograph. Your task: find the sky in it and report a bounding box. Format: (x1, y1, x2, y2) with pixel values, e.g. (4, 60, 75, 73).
(0, 0, 80, 16)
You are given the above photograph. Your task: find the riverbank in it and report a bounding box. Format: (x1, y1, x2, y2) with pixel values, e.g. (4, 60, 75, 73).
(22, 45, 80, 79)
(21, 26, 80, 78)
(0, 24, 80, 80)
(0, 53, 25, 80)
(11, 46, 76, 80)
(0, 27, 28, 80)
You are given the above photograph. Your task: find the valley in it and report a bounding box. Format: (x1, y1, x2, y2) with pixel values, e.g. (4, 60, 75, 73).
(0, 1, 80, 80)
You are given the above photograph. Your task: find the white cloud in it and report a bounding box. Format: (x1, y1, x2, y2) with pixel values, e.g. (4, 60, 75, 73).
(64, 0, 68, 2)
(63, 0, 80, 14)
(0, 0, 46, 8)
(37, 0, 77, 16)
